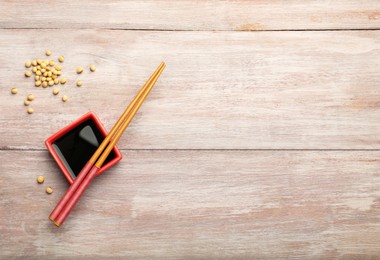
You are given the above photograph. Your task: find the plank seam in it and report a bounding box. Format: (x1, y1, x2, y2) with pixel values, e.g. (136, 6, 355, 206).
(0, 28, 380, 32)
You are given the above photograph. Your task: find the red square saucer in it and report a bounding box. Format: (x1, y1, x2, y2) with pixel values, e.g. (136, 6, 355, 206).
(45, 112, 123, 184)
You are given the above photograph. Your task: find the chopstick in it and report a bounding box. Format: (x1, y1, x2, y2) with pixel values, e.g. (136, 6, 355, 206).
(49, 62, 166, 226)
(54, 65, 165, 226)
(50, 62, 165, 226)
(49, 62, 165, 223)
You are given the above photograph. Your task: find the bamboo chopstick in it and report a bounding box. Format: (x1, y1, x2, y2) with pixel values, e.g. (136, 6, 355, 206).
(50, 62, 165, 226)
(49, 62, 165, 223)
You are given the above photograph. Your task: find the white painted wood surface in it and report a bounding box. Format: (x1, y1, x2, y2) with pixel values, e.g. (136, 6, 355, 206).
(0, 1, 379, 259)
(1, 150, 380, 258)
(0, 0, 380, 30)
(0, 30, 379, 149)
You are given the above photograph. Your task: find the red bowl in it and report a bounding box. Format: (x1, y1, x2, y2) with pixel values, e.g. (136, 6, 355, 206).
(45, 112, 123, 184)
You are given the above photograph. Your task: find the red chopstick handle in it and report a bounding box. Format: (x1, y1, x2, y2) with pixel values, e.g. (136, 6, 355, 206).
(49, 161, 94, 221)
(54, 166, 100, 226)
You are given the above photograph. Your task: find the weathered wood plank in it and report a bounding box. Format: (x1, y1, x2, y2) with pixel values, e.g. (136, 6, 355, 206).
(0, 150, 379, 258)
(0, 29, 379, 149)
(0, 0, 379, 30)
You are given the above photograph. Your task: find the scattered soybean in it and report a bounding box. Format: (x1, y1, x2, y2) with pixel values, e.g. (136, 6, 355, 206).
(46, 187, 53, 194)
(76, 66, 83, 74)
(37, 176, 44, 184)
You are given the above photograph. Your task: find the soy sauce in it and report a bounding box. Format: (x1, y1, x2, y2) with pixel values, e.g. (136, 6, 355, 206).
(52, 119, 116, 179)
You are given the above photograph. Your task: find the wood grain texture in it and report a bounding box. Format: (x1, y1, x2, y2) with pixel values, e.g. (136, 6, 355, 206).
(0, 150, 379, 259)
(0, 29, 379, 149)
(1, 1, 379, 258)
(0, 0, 380, 30)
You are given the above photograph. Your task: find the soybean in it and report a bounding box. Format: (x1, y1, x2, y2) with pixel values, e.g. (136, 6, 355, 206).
(11, 88, 18, 94)
(62, 95, 68, 102)
(27, 107, 34, 114)
(25, 61, 32, 68)
(77, 80, 82, 87)
(76, 66, 83, 74)
(24, 100, 30, 106)
(45, 50, 51, 56)
(37, 175, 44, 184)
(27, 94, 35, 101)
(46, 187, 53, 194)
(60, 78, 67, 84)
(53, 88, 60, 95)
(90, 65, 96, 72)
(58, 56, 64, 62)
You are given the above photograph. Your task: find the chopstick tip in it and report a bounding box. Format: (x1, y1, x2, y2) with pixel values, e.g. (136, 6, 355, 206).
(49, 216, 61, 227)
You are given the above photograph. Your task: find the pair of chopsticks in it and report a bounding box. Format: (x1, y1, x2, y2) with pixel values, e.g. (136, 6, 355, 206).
(49, 62, 166, 227)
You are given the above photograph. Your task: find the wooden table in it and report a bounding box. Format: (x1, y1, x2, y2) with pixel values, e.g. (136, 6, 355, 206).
(1, 1, 380, 258)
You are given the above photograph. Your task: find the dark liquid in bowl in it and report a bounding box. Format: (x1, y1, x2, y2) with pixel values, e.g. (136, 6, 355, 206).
(52, 119, 116, 179)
